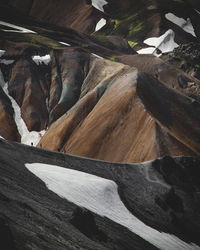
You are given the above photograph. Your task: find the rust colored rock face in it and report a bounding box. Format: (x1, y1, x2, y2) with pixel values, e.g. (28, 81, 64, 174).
(39, 62, 197, 163)
(61, 70, 158, 163)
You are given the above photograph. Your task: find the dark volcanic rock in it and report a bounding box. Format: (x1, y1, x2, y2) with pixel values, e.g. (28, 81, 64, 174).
(166, 42, 200, 80)
(0, 218, 18, 250)
(70, 207, 108, 242)
(0, 139, 158, 250)
(0, 139, 200, 249)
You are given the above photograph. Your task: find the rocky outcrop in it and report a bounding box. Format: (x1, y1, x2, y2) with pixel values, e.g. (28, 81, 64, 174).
(164, 42, 200, 79)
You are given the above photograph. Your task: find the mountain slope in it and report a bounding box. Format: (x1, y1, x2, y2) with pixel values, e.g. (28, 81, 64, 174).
(0, 0, 200, 162)
(1, 139, 200, 249)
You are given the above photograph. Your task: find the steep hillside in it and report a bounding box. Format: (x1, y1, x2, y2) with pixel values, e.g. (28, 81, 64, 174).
(0, 1, 200, 249)
(0, 0, 200, 161)
(1, 139, 200, 249)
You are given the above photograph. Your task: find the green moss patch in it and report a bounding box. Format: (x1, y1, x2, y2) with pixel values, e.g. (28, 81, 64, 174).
(128, 40, 138, 48)
(107, 56, 116, 62)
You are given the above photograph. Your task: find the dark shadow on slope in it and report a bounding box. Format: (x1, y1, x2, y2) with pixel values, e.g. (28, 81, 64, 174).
(70, 207, 107, 242)
(0, 217, 17, 250)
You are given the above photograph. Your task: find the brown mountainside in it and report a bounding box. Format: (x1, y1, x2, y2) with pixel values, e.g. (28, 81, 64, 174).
(0, 0, 200, 162)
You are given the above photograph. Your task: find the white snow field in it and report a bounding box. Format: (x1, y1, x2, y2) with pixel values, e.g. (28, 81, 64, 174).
(137, 47, 161, 56)
(0, 20, 36, 33)
(0, 50, 5, 57)
(92, 0, 108, 12)
(144, 29, 179, 53)
(92, 53, 103, 59)
(165, 13, 196, 37)
(0, 69, 45, 146)
(32, 55, 51, 65)
(95, 18, 106, 32)
(137, 29, 179, 56)
(26, 163, 200, 250)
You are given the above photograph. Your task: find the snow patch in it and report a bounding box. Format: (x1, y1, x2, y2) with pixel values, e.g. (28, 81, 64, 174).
(95, 18, 106, 32)
(45, 97, 49, 112)
(59, 41, 71, 46)
(0, 69, 45, 146)
(26, 163, 200, 250)
(21, 130, 46, 146)
(92, 0, 108, 12)
(0, 50, 5, 57)
(32, 55, 51, 65)
(137, 47, 161, 56)
(0, 59, 14, 65)
(2, 82, 29, 138)
(0, 20, 36, 33)
(144, 29, 179, 54)
(137, 29, 178, 56)
(91, 53, 103, 59)
(165, 13, 196, 37)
